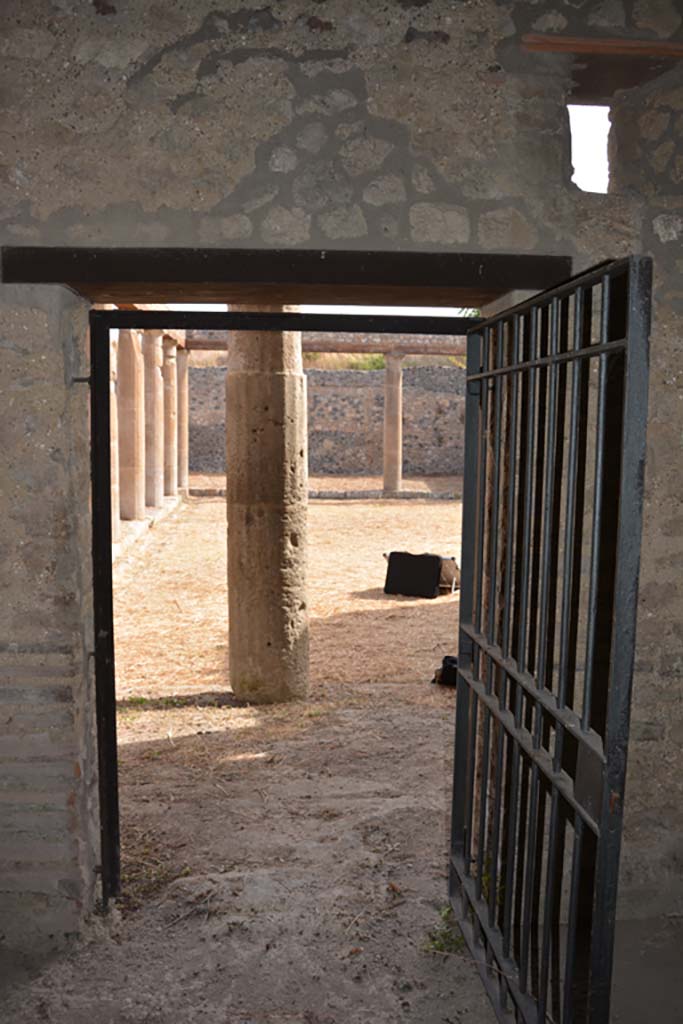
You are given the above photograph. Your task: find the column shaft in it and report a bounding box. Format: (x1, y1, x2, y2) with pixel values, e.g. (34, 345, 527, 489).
(226, 309, 309, 703)
(383, 353, 404, 494)
(162, 338, 178, 496)
(118, 330, 145, 520)
(142, 331, 164, 507)
(177, 348, 189, 494)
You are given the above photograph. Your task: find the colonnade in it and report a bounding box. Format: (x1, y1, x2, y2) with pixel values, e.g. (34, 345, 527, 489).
(109, 329, 189, 541)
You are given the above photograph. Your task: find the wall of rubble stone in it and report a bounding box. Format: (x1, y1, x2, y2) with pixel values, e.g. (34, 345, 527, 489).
(189, 365, 467, 476)
(1, 0, 682, 945)
(607, 66, 683, 916)
(0, 287, 98, 952)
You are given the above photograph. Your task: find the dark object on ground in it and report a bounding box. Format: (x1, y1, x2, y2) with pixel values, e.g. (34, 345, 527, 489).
(439, 557, 461, 593)
(432, 655, 458, 687)
(384, 551, 443, 598)
(383, 551, 460, 598)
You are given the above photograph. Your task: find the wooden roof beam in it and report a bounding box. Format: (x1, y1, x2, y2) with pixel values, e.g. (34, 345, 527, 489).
(522, 34, 683, 59)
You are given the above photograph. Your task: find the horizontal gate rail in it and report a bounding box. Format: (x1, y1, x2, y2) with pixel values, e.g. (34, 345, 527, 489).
(90, 309, 481, 335)
(449, 256, 652, 1024)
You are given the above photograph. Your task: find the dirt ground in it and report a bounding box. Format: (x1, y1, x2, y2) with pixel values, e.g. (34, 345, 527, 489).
(3, 496, 495, 1024)
(190, 473, 462, 498)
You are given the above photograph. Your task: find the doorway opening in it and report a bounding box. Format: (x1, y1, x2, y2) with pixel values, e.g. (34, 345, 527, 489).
(11, 246, 653, 1024)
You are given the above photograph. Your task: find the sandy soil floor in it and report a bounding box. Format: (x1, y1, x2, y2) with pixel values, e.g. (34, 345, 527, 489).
(190, 473, 462, 497)
(3, 497, 494, 1024)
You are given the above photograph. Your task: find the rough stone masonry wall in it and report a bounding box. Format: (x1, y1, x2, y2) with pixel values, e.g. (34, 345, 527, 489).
(0, 0, 682, 944)
(607, 65, 683, 915)
(189, 365, 466, 476)
(0, 287, 98, 952)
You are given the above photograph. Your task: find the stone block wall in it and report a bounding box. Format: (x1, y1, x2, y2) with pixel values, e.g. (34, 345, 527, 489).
(0, 287, 98, 952)
(189, 365, 466, 476)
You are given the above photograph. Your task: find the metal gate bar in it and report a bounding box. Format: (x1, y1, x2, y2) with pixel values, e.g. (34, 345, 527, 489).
(449, 257, 651, 1023)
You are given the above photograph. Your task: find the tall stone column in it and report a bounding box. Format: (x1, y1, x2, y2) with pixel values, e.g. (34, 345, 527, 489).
(118, 329, 145, 520)
(109, 335, 121, 541)
(142, 331, 164, 508)
(226, 307, 308, 703)
(383, 352, 404, 494)
(176, 347, 190, 494)
(162, 337, 178, 496)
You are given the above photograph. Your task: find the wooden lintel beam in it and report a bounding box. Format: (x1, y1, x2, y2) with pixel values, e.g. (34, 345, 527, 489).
(522, 33, 683, 59)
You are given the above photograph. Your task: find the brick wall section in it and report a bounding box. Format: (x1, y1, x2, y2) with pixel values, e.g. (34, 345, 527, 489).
(189, 365, 466, 476)
(0, 287, 98, 953)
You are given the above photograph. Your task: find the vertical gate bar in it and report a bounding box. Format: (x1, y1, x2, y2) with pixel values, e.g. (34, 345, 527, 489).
(581, 276, 610, 732)
(563, 287, 592, 760)
(501, 308, 538, 956)
(515, 303, 549, 960)
(589, 258, 652, 1022)
(504, 319, 523, 964)
(450, 331, 484, 893)
(90, 313, 121, 903)
(531, 311, 565, 1005)
(474, 330, 492, 665)
(527, 304, 550, 675)
(487, 322, 506, 651)
(562, 816, 585, 1024)
(519, 295, 561, 997)
(464, 325, 491, 872)
(501, 317, 521, 659)
(485, 325, 506, 920)
(533, 296, 569, 1005)
(475, 710, 492, 901)
(555, 286, 585, 720)
(538, 286, 585, 1021)
(533, 296, 562, 697)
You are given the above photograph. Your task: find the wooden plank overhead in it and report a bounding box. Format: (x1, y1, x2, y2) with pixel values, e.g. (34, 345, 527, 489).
(0, 247, 572, 308)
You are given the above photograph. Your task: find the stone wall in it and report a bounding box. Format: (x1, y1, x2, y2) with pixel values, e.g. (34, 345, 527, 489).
(189, 365, 466, 476)
(606, 64, 683, 917)
(0, 287, 98, 952)
(1, 0, 682, 942)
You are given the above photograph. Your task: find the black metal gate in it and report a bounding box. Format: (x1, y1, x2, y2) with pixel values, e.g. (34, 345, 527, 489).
(449, 257, 651, 1023)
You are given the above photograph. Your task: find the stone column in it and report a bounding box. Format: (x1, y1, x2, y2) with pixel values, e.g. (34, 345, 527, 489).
(118, 329, 145, 520)
(226, 307, 308, 703)
(109, 335, 121, 542)
(383, 352, 404, 494)
(176, 347, 190, 494)
(162, 337, 178, 497)
(142, 331, 164, 508)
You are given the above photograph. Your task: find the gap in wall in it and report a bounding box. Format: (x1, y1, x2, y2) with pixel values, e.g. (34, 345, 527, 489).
(567, 104, 611, 194)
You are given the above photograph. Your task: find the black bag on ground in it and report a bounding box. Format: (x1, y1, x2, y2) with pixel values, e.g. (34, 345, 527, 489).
(383, 551, 442, 599)
(432, 655, 458, 687)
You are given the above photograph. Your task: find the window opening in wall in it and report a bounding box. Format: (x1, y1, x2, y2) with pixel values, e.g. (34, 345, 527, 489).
(567, 104, 610, 194)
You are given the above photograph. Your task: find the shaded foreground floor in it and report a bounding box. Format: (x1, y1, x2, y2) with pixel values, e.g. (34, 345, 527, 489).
(4, 497, 495, 1024)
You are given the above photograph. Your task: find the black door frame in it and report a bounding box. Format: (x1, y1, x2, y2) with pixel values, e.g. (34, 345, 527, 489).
(90, 306, 483, 903)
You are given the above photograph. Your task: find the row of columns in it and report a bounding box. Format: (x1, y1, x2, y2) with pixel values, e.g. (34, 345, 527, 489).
(110, 330, 189, 542)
